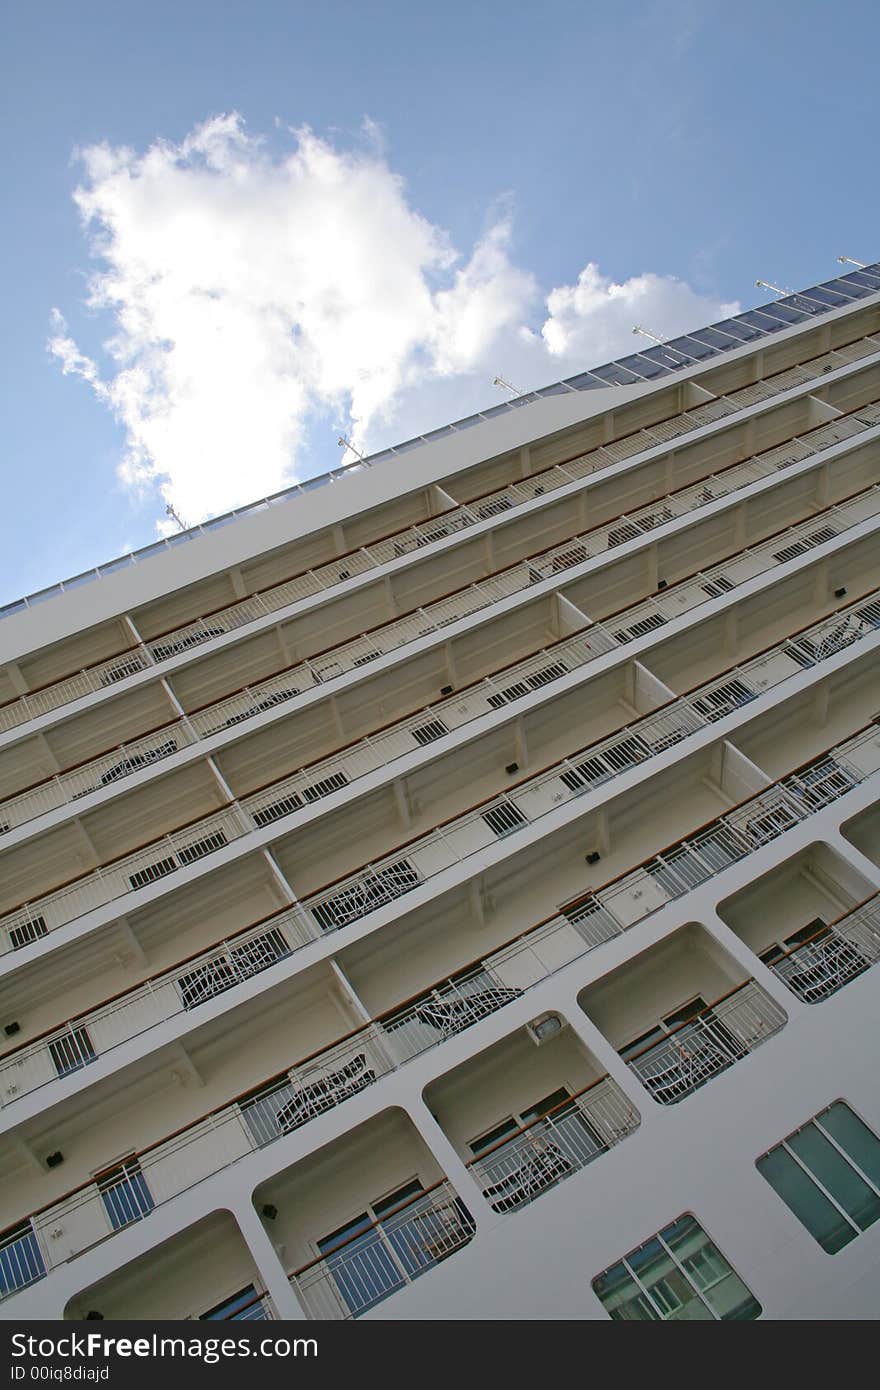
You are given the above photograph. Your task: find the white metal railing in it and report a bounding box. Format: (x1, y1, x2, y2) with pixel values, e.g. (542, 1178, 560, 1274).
(624, 981, 787, 1105)
(3, 395, 877, 830)
(2, 360, 879, 740)
(0, 911, 319, 1105)
(182, 476, 880, 735)
(0, 806, 251, 952)
(468, 1076, 639, 1214)
(0, 724, 875, 1299)
(290, 1181, 476, 1320)
(768, 899, 880, 1004)
(4, 267, 877, 627)
(2, 558, 878, 964)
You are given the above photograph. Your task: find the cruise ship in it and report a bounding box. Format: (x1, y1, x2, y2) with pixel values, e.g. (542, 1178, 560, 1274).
(1, 261, 879, 1323)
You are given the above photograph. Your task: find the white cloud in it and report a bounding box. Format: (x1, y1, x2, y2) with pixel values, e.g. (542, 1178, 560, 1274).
(50, 114, 738, 530)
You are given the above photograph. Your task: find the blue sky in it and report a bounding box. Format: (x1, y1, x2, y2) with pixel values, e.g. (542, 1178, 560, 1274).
(2, 0, 877, 607)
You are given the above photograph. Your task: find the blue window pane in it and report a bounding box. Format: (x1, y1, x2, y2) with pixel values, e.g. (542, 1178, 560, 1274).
(200, 1284, 264, 1320)
(591, 363, 642, 386)
(758, 301, 809, 325)
(318, 1215, 404, 1317)
(736, 310, 783, 333)
(0, 1226, 45, 1296)
(99, 1164, 154, 1231)
(836, 271, 878, 293)
(615, 354, 670, 380)
(664, 336, 716, 360)
(714, 317, 763, 342)
(819, 278, 864, 300)
(688, 327, 743, 351)
(796, 286, 849, 308)
(561, 371, 606, 390)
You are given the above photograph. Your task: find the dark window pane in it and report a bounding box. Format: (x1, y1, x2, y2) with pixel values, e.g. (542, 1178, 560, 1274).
(757, 1147, 855, 1253)
(789, 1125, 880, 1232)
(820, 1103, 880, 1191)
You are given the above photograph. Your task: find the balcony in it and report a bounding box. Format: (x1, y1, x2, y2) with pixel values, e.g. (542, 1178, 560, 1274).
(717, 842, 880, 1006)
(0, 722, 873, 1299)
(424, 1022, 639, 1216)
(251, 1109, 475, 1320)
(2, 378, 878, 746)
(291, 1179, 473, 1320)
(61, 1211, 275, 1321)
(578, 923, 787, 1106)
(4, 624, 875, 1117)
(3, 443, 876, 863)
(763, 904, 880, 1004)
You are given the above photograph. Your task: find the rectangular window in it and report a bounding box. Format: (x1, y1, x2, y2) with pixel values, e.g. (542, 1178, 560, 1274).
(561, 755, 610, 793)
(177, 830, 228, 865)
(129, 855, 177, 891)
(482, 802, 527, 837)
(486, 679, 531, 710)
(411, 718, 449, 747)
(773, 526, 837, 564)
(9, 916, 48, 951)
(0, 1221, 46, 1297)
(49, 1026, 96, 1077)
(252, 792, 303, 827)
(200, 1284, 266, 1320)
(757, 1102, 880, 1252)
(302, 771, 349, 803)
(592, 1214, 761, 1320)
(97, 1158, 154, 1231)
(701, 575, 734, 598)
(527, 662, 568, 689)
(612, 612, 666, 643)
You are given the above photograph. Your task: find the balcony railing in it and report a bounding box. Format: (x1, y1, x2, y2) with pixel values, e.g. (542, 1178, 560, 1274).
(767, 897, 880, 1004)
(4, 265, 877, 629)
(1, 581, 873, 995)
(3, 488, 877, 960)
(467, 1075, 639, 1214)
(2, 369, 878, 741)
(289, 1180, 475, 1320)
(623, 980, 787, 1105)
(3, 391, 877, 832)
(0, 722, 873, 1304)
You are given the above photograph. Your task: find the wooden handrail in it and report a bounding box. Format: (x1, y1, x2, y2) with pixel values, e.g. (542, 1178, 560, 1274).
(620, 978, 763, 1066)
(2, 348, 875, 714)
(2, 723, 874, 1243)
(288, 1177, 457, 1279)
(464, 1072, 617, 1166)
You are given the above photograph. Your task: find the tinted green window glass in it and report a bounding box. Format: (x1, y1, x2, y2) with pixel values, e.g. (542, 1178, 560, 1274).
(663, 1215, 761, 1320)
(789, 1126, 880, 1232)
(820, 1104, 880, 1193)
(757, 1147, 855, 1253)
(592, 1216, 760, 1321)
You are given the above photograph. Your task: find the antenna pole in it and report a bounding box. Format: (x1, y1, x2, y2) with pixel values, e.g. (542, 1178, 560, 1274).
(493, 375, 525, 399)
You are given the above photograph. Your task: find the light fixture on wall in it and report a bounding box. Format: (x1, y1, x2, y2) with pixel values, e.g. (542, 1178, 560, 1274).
(4, 1022, 19, 1036)
(527, 1013, 564, 1045)
(45, 1151, 64, 1168)
(261, 1204, 278, 1221)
